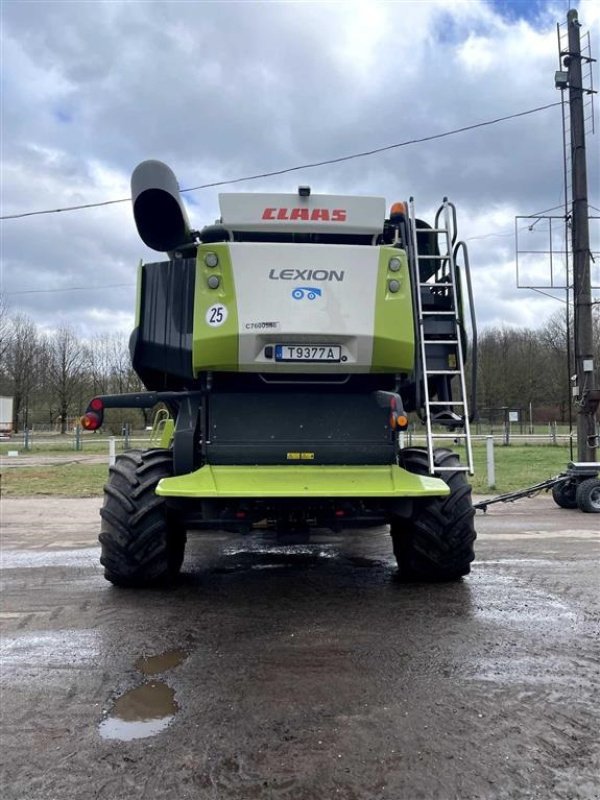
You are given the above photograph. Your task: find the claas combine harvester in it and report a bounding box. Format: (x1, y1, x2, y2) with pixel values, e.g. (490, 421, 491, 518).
(82, 160, 478, 587)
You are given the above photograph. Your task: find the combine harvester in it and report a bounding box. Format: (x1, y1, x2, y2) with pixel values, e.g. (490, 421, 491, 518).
(82, 160, 479, 586)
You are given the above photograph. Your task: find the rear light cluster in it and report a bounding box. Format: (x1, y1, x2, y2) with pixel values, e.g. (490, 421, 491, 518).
(388, 256, 402, 293)
(389, 396, 408, 431)
(80, 398, 104, 430)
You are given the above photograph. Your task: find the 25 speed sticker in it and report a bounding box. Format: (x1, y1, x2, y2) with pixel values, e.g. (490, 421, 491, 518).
(206, 304, 228, 327)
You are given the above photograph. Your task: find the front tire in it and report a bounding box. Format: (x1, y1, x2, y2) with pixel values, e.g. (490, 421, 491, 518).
(99, 449, 186, 587)
(551, 479, 578, 509)
(391, 448, 476, 581)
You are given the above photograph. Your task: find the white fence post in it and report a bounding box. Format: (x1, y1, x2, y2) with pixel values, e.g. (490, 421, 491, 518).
(486, 435, 495, 488)
(108, 437, 116, 466)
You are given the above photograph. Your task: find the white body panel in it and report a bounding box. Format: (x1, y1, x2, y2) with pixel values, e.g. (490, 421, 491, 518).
(219, 193, 385, 235)
(230, 243, 378, 372)
(0, 396, 14, 432)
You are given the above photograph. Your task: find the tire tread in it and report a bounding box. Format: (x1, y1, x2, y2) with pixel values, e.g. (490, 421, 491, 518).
(393, 447, 476, 581)
(99, 449, 185, 587)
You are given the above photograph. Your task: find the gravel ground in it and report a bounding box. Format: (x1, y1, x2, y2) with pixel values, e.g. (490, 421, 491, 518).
(1, 496, 598, 800)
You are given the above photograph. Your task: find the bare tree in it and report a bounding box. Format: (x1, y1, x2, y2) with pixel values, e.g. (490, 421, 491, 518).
(0, 293, 12, 367)
(108, 332, 142, 394)
(3, 314, 40, 431)
(84, 333, 115, 396)
(47, 326, 85, 434)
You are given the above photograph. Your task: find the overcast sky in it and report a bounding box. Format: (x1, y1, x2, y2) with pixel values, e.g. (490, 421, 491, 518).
(1, 0, 598, 339)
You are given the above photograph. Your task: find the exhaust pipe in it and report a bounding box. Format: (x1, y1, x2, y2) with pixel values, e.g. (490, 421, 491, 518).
(131, 160, 194, 254)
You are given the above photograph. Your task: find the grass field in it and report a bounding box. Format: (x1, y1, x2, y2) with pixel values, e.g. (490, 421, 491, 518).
(0, 443, 574, 497)
(0, 434, 153, 456)
(1, 464, 110, 497)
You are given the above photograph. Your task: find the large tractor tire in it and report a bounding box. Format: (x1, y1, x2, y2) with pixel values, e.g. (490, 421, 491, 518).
(99, 448, 186, 587)
(391, 447, 476, 581)
(551, 479, 578, 509)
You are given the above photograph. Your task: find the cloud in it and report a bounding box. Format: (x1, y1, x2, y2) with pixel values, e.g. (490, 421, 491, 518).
(1, 0, 598, 339)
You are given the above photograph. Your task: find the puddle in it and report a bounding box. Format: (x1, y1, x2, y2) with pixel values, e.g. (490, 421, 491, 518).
(346, 556, 387, 569)
(468, 656, 597, 689)
(0, 548, 100, 570)
(224, 544, 337, 559)
(478, 531, 599, 540)
(1, 630, 100, 669)
(99, 681, 178, 741)
(99, 648, 188, 740)
(135, 649, 188, 676)
(217, 546, 338, 573)
(469, 573, 578, 625)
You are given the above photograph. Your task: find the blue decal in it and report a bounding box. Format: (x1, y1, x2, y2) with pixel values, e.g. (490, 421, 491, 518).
(291, 287, 322, 300)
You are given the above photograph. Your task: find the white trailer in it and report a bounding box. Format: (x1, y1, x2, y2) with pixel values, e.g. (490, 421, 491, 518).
(0, 396, 14, 434)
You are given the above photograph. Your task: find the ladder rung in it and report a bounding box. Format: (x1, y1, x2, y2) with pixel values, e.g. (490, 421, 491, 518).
(425, 369, 461, 375)
(434, 466, 470, 473)
(420, 282, 455, 288)
(422, 311, 455, 315)
(430, 433, 465, 439)
(424, 339, 459, 345)
(417, 254, 448, 260)
(414, 227, 448, 234)
(428, 401, 465, 406)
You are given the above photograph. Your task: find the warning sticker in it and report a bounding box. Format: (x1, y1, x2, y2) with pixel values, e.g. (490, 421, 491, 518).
(286, 452, 315, 461)
(206, 304, 228, 327)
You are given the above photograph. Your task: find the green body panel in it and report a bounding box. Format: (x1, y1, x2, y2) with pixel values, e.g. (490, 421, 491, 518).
(156, 464, 449, 499)
(371, 247, 414, 372)
(159, 418, 174, 448)
(148, 410, 174, 448)
(192, 244, 239, 372)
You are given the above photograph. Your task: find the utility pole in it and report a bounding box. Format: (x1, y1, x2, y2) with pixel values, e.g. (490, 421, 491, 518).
(562, 9, 598, 461)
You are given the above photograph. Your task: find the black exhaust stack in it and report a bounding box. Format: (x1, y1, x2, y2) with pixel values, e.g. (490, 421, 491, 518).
(131, 160, 194, 255)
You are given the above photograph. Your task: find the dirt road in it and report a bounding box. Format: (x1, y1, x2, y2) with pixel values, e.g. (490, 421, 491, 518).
(1, 496, 598, 800)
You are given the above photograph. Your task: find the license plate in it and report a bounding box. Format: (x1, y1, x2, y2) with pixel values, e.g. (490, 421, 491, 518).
(275, 344, 341, 362)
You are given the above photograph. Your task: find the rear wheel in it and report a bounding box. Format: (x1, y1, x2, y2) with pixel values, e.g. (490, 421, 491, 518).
(391, 447, 476, 581)
(576, 478, 600, 513)
(99, 448, 186, 587)
(551, 479, 578, 509)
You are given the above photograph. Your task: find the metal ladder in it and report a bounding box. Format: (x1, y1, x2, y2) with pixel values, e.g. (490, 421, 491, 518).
(408, 197, 474, 475)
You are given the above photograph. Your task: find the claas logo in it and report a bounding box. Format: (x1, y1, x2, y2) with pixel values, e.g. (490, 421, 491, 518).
(262, 207, 347, 222)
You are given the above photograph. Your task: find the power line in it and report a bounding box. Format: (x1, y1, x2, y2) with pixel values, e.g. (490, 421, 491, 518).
(465, 204, 570, 242)
(6, 283, 134, 296)
(1, 102, 562, 222)
(6, 197, 580, 296)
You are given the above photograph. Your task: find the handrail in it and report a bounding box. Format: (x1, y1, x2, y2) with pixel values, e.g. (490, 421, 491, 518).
(453, 240, 478, 421)
(435, 199, 458, 248)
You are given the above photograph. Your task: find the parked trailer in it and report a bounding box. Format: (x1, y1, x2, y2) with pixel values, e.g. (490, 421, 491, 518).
(0, 396, 14, 436)
(474, 461, 600, 514)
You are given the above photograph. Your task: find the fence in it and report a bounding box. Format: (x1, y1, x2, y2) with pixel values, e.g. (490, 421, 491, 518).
(3, 428, 596, 494)
(2, 424, 585, 455)
(2, 430, 153, 454)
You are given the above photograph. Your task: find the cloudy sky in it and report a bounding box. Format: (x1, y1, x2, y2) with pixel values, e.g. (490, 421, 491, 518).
(1, 0, 598, 338)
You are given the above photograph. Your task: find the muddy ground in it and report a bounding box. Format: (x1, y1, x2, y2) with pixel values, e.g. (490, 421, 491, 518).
(1, 495, 598, 800)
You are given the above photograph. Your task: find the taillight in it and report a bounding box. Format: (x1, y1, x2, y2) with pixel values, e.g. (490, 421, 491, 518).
(389, 395, 408, 431)
(80, 412, 102, 430)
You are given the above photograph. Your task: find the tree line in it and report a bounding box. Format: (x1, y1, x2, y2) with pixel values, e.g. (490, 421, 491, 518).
(1, 298, 598, 433)
(476, 307, 599, 424)
(0, 299, 143, 433)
